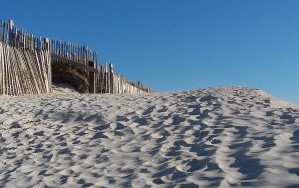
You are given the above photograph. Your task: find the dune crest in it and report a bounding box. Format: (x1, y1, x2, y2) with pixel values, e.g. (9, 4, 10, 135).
(0, 87, 298, 187)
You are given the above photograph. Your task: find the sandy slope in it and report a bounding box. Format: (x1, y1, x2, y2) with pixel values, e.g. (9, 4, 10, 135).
(0, 87, 299, 187)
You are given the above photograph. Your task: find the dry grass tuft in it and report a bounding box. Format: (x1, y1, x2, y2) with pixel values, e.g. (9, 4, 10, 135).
(52, 62, 90, 93)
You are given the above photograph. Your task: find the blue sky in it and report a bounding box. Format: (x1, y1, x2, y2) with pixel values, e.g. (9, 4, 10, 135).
(1, 0, 299, 104)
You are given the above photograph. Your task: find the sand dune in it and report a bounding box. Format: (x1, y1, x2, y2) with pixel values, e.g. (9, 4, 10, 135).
(0, 87, 299, 187)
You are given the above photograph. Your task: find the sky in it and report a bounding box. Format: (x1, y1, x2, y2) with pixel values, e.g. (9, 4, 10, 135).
(1, 0, 299, 104)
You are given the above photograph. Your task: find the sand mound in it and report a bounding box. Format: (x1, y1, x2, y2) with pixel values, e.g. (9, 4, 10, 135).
(52, 83, 78, 94)
(0, 87, 298, 187)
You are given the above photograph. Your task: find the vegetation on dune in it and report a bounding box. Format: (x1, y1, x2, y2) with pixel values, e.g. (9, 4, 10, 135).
(52, 61, 90, 93)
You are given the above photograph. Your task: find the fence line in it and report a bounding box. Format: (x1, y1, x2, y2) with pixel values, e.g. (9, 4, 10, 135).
(0, 20, 151, 95)
(0, 20, 50, 51)
(94, 63, 151, 94)
(0, 42, 51, 95)
(50, 40, 98, 66)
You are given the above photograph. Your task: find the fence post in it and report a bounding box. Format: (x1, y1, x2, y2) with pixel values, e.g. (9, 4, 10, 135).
(109, 63, 114, 94)
(0, 21, 3, 42)
(8, 20, 14, 46)
(44, 38, 51, 92)
(106, 62, 109, 93)
(88, 61, 96, 93)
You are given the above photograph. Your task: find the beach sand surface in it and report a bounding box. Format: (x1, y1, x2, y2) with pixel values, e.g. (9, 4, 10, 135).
(0, 87, 299, 187)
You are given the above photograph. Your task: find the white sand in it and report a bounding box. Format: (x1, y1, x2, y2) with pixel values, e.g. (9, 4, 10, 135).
(0, 87, 299, 187)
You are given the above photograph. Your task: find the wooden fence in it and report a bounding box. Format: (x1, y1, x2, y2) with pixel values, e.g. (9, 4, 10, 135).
(50, 40, 98, 67)
(0, 20, 151, 95)
(95, 63, 151, 94)
(51, 55, 151, 94)
(0, 20, 50, 51)
(0, 20, 51, 95)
